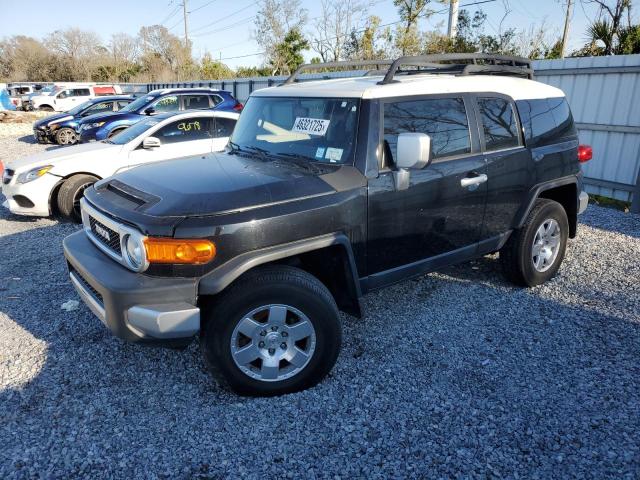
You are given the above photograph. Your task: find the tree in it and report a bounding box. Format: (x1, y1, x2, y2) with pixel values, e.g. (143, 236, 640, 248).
(394, 0, 433, 54)
(235, 65, 272, 77)
(578, 0, 634, 55)
(270, 28, 309, 75)
(311, 0, 368, 62)
(344, 16, 394, 60)
(45, 28, 104, 80)
(254, 0, 307, 71)
(200, 54, 234, 79)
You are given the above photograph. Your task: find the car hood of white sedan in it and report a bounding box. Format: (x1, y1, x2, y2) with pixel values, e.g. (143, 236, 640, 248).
(6, 142, 120, 173)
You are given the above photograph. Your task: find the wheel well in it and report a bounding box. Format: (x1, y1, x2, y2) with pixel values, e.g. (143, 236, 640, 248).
(539, 183, 577, 237)
(48, 173, 101, 217)
(204, 245, 362, 318)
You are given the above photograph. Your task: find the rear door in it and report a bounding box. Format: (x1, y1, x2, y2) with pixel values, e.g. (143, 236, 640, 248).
(127, 116, 215, 167)
(474, 95, 534, 244)
(366, 95, 488, 278)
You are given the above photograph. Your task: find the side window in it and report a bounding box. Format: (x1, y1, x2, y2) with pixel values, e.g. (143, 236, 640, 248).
(153, 117, 213, 144)
(384, 97, 471, 164)
(116, 100, 131, 110)
(85, 102, 113, 114)
(153, 95, 179, 113)
(214, 117, 236, 137)
(547, 97, 577, 140)
(182, 94, 211, 110)
(210, 94, 223, 106)
(73, 89, 91, 97)
(477, 97, 520, 151)
(58, 89, 72, 99)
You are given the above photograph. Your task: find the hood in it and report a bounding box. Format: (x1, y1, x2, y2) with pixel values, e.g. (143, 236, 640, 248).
(91, 152, 363, 218)
(6, 142, 119, 172)
(34, 113, 75, 128)
(79, 110, 135, 125)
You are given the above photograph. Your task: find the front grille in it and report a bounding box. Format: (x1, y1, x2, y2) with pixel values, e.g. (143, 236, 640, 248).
(70, 266, 104, 304)
(89, 216, 121, 255)
(2, 169, 14, 185)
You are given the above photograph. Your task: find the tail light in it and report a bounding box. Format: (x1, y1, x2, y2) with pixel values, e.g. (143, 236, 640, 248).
(578, 144, 592, 163)
(233, 102, 244, 112)
(0, 160, 4, 177)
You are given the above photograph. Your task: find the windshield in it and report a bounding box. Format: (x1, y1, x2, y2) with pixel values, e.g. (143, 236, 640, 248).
(230, 96, 360, 165)
(106, 118, 161, 145)
(67, 100, 94, 115)
(121, 95, 155, 113)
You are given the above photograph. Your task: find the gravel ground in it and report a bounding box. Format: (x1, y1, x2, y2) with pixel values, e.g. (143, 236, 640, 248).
(1, 135, 639, 479)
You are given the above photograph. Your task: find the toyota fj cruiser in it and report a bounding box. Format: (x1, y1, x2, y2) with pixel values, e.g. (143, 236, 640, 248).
(63, 54, 591, 396)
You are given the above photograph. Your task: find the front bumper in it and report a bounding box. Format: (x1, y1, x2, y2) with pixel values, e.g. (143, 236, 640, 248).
(1, 173, 58, 217)
(63, 231, 200, 344)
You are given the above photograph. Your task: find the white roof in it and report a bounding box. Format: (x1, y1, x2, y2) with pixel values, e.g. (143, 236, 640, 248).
(252, 73, 565, 101)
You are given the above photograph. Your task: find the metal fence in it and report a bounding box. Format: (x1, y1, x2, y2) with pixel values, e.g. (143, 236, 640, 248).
(128, 55, 640, 212)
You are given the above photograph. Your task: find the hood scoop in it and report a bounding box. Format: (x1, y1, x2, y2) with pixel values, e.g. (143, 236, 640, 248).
(96, 179, 160, 211)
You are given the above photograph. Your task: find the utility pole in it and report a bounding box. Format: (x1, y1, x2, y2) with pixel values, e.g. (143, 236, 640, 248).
(183, 0, 189, 47)
(561, 0, 574, 58)
(447, 0, 460, 39)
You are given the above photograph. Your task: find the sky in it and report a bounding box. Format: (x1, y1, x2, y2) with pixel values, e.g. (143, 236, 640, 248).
(0, 0, 606, 69)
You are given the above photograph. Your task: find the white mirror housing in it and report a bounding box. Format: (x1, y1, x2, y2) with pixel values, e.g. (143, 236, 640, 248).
(142, 137, 161, 149)
(396, 133, 431, 169)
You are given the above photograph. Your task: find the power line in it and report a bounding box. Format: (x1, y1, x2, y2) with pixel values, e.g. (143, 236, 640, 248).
(192, 15, 255, 37)
(190, 1, 258, 33)
(189, 0, 217, 14)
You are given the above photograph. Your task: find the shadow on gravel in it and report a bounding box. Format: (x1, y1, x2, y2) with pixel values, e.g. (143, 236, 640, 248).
(579, 206, 640, 240)
(17, 134, 36, 144)
(1, 219, 639, 478)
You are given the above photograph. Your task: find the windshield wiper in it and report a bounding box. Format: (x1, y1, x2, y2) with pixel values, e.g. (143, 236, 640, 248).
(228, 142, 270, 160)
(274, 153, 333, 173)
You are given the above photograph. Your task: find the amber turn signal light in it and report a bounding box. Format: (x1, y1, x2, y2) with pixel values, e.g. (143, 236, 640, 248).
(144, 238, 216, 264)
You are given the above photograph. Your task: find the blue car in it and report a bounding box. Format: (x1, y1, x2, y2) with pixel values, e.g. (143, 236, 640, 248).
(77, 88, 243, 143)
(32, 95, 135, 145)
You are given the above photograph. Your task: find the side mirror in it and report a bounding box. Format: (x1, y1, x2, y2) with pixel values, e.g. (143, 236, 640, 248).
(393, 133, 432, 191)
(142, 137, 161, 149)
(144, 107, 155, 115)
(396, 132, 431, 169)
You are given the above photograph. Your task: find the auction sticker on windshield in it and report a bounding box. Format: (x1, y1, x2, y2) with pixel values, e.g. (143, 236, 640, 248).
(292, 117, 330, 136)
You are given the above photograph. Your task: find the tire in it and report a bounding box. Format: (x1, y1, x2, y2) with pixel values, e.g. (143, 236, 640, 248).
(55, 127, 78, 145)
(499, 198, 569, 287)
(201, 265, 341, 396)
(56, 174, 99, 222)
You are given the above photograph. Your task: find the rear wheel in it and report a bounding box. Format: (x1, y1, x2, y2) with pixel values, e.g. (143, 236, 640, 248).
(56, 174, 99, 222)
(55, 127, 77, 145)
(499, 198, 569, 286)
(201, 266, 341, 396)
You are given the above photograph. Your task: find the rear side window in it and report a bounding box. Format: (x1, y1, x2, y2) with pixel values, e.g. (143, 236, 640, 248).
(116, 100, 131, 109)
(477, 97, 520, 151)
(517, 97, 576, 147)
(73, 89, 91, 97)
(214, 117, 236, 137)
(154, 117, 213, 144)
(384, 97, 471, 162)
(210, 94, 223, 106)
(182, 95, 211, 109)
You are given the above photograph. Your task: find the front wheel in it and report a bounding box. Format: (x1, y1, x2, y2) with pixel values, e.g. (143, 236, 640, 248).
(499, 198, 569, 287)
(56, 174, 99, 222)
(201, 266, 341, 396)
(55, 127, 78, 145)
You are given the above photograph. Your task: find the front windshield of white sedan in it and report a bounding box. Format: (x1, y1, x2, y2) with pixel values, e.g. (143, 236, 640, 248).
(106, 118, 161, 145)
(229, 96, 360, 164)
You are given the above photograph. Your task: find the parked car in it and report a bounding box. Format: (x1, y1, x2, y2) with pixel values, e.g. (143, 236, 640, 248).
(2, 110, 238, 221)
(62, 54, 592, 396)
(31, 84, 122, 112)
(76, 88, 243, 143)
(32, 95, 135, 145)
(21, 84, 57, 111)
(7, 84, 35, 110)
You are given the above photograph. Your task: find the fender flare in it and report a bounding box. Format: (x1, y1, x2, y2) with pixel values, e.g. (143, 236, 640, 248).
(198, 232, 362, 302)
(513, 175, 578, 229)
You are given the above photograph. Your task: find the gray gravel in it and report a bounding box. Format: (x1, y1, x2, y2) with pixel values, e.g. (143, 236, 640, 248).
(1, 135, 640, 479)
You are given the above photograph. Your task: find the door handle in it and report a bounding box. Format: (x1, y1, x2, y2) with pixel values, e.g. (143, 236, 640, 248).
(460, 174, 488, 188)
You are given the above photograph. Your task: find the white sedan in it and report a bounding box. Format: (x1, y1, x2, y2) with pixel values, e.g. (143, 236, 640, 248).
(1, 110, 238, 221)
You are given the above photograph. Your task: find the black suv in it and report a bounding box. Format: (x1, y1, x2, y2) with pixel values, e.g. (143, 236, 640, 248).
(63, 55, 591, 396)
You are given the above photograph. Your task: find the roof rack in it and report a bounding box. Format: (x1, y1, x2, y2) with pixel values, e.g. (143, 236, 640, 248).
(282, 60, 394, 85)
(281, 53, 533, 86)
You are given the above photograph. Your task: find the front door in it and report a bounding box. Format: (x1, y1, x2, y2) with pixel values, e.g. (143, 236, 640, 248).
(127, 116, 215, 168)
(367, 95, 488, 282)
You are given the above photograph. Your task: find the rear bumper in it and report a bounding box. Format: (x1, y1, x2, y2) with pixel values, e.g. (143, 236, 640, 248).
(63, 230, 200, 344)
(578, 191, 589, 215)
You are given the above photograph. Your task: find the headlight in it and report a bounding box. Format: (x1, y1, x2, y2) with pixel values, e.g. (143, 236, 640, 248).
(86, 121, 105, 129)
(124, 234, 145, 269)
(17, 165, 53, 183)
